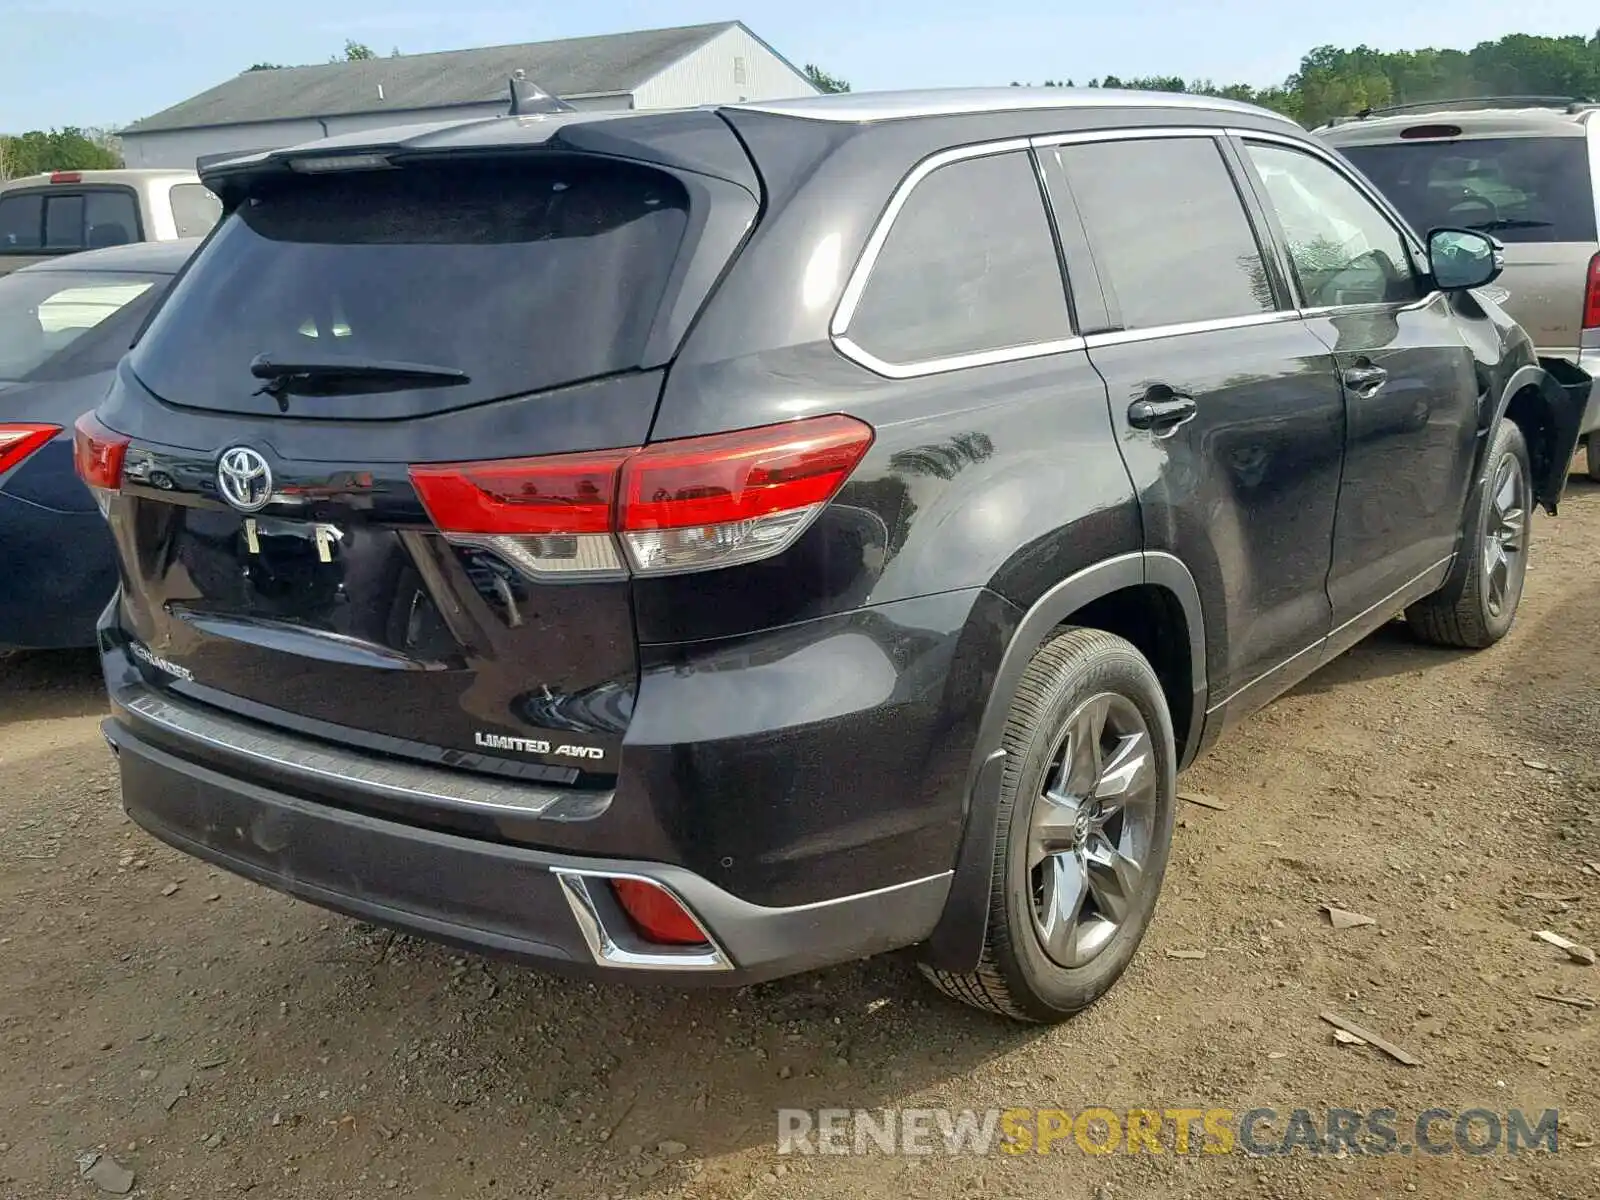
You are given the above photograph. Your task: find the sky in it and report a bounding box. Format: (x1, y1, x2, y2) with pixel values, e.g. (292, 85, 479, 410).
(3, 0, 1598, 132)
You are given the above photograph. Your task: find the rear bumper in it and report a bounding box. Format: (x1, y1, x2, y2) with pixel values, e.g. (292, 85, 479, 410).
(102, 708, 951, 987)
(1579, 349, 1600, 436)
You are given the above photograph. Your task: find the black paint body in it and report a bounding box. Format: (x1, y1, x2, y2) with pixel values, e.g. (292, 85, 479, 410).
(92, 95, 1585, 980)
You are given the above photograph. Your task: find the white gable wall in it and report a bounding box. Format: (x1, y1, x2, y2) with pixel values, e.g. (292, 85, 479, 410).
(631, 25, 819, 109)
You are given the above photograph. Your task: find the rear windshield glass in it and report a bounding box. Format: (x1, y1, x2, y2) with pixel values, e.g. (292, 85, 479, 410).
(0, 270, 163, 381)
(1339, 136, 1597, 243)
(129, 158, 689, 414)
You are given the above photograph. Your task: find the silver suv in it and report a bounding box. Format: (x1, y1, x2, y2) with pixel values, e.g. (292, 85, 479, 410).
(1316, 98, 1600, 478)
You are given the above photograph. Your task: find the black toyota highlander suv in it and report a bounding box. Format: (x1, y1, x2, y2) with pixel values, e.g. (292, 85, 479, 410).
(81, 88, 1589, 1023)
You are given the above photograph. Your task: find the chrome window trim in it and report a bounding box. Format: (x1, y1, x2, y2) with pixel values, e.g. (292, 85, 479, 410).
(833, 333, 1086, 379)
(1081, 310, 1300, 349)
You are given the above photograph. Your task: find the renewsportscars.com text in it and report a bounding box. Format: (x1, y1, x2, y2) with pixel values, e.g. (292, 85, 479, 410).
(776, 1107, 1560, 1157)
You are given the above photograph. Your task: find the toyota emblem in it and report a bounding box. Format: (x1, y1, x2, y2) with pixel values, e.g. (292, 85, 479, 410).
(217, 446, 274, 512)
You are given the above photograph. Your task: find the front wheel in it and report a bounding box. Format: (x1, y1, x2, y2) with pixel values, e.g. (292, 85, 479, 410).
(1406, 419, 1532, 649)
(1585, 434, 1600, 483)
(920, 627, 1176, 1023)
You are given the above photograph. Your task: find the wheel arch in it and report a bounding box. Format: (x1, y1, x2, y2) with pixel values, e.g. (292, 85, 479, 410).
(1490, 362, 1586, 516)
(919, 551, 1207, 973)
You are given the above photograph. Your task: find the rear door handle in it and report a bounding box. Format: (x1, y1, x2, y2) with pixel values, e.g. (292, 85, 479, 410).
(1127, 390, 1198, 435)
(1342, 364, 1389, 396)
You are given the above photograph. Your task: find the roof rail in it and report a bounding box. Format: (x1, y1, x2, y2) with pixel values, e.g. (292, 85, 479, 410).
(1319, 95, 1598, 127)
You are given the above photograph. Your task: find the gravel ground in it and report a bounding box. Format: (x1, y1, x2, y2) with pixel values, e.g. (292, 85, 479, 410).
(1, 476, 1596, 1200)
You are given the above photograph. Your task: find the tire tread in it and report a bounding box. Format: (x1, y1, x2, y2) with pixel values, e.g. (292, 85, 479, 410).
(920, 626, 1155, 1023)
(1405, 421, 1528, 650)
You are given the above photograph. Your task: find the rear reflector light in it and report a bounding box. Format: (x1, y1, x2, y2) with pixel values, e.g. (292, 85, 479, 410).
(1584, 252, 1600, 331)
(610, 879, 709, 946)
(72, 412, 131, 492)
(49, 171, 83, 184)
(410, 415, 874, 579)
(0, 424, 60, 475)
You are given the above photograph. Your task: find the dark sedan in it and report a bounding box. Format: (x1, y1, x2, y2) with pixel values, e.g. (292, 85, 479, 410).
(0, 239, 195, 650)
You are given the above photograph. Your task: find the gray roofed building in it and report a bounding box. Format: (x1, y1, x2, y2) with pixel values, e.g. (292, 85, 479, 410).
(120, 21, 819, 170)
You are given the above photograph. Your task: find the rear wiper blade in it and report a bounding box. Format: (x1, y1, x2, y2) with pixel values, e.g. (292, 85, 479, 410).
(249, 353, 469, 410)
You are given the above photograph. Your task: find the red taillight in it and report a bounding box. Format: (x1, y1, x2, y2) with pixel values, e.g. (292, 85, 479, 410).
(610, 879, 709, 946)
(49, 171, 82, 184)
(409, 415, 874, 578)
(1584, 252, 1600, 331)
(410, 449, 629, 536)
(72, 412, 131, 491)
(0, 423, 60, 475)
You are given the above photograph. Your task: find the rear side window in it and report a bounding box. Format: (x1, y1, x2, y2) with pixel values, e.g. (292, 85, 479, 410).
(0, 270, 164, 381)
(1056, 137, 1277, 330)
(844, 150, 1071, 365)
(130, 158, 690, 414)
(169, 183, 222, 238)
(1338, 136, 1598, 244)
(0, 193, 44, 251)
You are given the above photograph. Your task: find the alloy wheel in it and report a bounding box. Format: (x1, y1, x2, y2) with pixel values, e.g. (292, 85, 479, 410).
(1026, 692, 1159, 968)
(1482, 452, 1526, 618)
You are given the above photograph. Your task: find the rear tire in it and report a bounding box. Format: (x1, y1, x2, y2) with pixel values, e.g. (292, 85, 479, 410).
(1585, 435, 1600, 483)
(1406, 420, 1532, 649)
(919, 627, 1175, 1023)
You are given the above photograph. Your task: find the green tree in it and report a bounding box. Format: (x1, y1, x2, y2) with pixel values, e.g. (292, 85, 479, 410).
(336, 40, 378, 62)
(803, 64, 850, 93)
(1025, 30, 1600, 128)
(0, 127, 121, 178)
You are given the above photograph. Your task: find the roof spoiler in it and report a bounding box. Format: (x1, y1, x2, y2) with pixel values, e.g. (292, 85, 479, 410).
(195, 149, 262, 174)
(508, 70, 575, 117)
(1319, 94, 1599, 127)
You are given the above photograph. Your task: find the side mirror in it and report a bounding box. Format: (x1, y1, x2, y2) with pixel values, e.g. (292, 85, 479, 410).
(1428, 228, 1504, 291)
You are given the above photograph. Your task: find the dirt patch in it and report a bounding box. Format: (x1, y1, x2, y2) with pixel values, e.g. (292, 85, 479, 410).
(2, 485, 1597, 1200)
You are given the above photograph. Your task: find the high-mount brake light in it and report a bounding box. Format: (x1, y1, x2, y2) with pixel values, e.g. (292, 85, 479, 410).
(408, 415, 875, 580)
(49, 171, 83, 184)
(72, 412, 131, 495)
(287, 153, 393, 174)
(0, 424, 60, 475)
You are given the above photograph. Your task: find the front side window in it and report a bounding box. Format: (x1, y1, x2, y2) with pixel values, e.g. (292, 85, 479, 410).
(1055, 136, 1277, 331)
(845, 150, 1072, 366)
(1245, 142, 1421, 309)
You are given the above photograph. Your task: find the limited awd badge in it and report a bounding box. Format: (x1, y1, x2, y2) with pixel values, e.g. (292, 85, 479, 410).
(217, 446, 273, 512)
